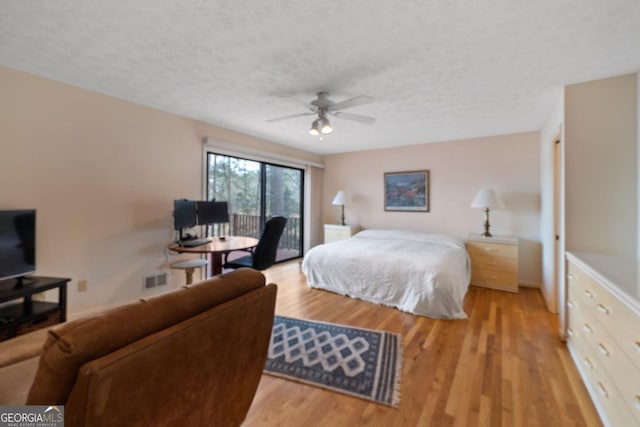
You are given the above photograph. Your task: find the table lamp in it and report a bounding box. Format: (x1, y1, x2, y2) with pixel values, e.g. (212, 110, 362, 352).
(470, 188, 504, 237)
(332, 191, 346, 226)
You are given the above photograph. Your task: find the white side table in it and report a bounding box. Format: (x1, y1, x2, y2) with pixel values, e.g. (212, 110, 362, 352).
(324, 224, 361, 244)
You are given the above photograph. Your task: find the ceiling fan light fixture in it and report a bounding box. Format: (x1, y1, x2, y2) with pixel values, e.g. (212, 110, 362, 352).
(309, 119, 320, 136)
(268, 92, 375, 137)
(320, 117, 333, 134)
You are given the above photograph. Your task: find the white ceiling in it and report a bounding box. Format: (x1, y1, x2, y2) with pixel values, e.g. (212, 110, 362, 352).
(1, 1, 639, 155)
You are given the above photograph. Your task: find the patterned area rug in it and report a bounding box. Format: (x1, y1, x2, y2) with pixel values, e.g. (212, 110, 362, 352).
(264, 315, 402, 407)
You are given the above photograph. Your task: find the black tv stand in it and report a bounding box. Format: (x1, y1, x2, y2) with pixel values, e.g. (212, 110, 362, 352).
(13, 276, 36, 288)
(0, 276, 69, 341)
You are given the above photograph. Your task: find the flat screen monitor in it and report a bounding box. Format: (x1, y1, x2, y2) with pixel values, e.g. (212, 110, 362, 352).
(0, 209, 36, 282)
(196, 201, 229, 225)
(173, 200, 197, 230)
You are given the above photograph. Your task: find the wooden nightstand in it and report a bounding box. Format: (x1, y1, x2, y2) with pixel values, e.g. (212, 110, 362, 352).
(466, 235, 519, 293)
(324, 224, 360, 244)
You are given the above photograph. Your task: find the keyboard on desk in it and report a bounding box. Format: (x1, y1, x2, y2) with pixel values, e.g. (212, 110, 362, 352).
(179, 238, 211, 247)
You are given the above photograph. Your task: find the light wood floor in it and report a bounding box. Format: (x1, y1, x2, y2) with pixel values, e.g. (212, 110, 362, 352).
(244, 260, 601, 427)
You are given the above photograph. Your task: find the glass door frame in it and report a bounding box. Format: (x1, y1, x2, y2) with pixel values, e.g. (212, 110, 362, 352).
(205, 151, 305, 263)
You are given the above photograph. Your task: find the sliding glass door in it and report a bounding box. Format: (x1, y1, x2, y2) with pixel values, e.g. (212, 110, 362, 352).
(206, 152, 303, 262)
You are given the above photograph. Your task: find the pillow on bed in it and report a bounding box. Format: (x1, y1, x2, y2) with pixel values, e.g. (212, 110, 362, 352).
(353, 229, 465, 249)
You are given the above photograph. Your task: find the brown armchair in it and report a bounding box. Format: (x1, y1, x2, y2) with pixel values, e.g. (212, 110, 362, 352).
(0, 268, 276, 427)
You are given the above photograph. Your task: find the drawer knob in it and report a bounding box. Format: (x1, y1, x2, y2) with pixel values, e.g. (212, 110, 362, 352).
(483, 247, 497, 252)
(583, 357, 593, 369)
(634, 395, 640, 411)
(635, 341, 640, 353)
(583, 324, 594, 334)
(597, 382, 609, 399)
(568, 273, 576, 281)
(596, 304, 609, 315)
(567, 328, 574, 337)
(567, 301, 576, 309)
(584, 290, 594, 299)
(597, 343, 610, 356)
(486, 275, 497, 280)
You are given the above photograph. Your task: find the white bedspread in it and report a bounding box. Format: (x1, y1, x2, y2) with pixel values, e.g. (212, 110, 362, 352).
(301, 229, 471, 319)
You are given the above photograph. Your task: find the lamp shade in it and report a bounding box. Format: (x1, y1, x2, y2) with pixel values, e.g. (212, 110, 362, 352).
(320, 117, 333, 134)
(332, 191, 345, 205)
(309, 119, 320, 136)
(470, 189, 504, 209)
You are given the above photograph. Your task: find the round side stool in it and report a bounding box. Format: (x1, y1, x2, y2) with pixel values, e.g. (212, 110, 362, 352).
(170, 258, 208, 285)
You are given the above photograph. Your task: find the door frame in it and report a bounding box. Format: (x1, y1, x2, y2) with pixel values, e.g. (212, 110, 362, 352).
(551, 127, 567, 337)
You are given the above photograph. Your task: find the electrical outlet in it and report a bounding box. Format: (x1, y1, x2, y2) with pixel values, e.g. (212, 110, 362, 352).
(78, 280, 88, 292)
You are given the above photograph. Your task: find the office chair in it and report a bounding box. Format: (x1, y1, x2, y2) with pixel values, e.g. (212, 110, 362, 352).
(223, 216, 287, 271)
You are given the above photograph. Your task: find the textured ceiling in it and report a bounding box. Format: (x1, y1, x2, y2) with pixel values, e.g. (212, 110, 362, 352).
(1, 1, 639, 155)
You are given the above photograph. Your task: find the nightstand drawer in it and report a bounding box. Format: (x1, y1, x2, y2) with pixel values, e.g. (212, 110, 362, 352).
(466, 241, 517, 259)
(470, 254, 517, 274)
(328, 229, 351, 240)
(470, 269, 517, 289)
(324, 225, 360, 244)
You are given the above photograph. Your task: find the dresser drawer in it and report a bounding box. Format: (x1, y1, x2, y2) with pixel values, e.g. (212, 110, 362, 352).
(567, 298, 592, 359)
(569, 306, 638, 426)
(578, 347, 638, 427)
(465, 241, 517, 259)
(571, 296, 640, 424)
(568, 261, 640, 373)
(470, 254, 517, 274)
(568, 259, 640, 425)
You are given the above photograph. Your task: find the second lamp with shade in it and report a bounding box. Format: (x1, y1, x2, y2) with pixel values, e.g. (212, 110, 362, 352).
(470, 188, 504, 238)
(332, 191, 346, 226)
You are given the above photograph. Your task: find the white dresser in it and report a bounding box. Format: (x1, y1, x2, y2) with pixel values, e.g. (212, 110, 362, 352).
(566, 252, 640, 427)
(323, 224, 360, 244)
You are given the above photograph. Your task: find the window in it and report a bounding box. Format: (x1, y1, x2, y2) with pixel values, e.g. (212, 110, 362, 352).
(206, 152, 304, 262)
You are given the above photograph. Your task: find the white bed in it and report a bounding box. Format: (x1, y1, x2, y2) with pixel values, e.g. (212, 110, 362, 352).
(301, 229, 471, 319)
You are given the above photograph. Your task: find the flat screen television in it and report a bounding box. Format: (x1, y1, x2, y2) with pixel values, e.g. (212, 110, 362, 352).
(0, 209, 36, 283)
(196, 201, 229, 225)
(173, 200, 197, 230)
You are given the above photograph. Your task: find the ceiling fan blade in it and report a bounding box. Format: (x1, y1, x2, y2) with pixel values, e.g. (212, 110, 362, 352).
(327, 95, 373, 112)
(332, 111, 377, 124)
(282, 96, 318, 112)
(266, 112, 315, 123)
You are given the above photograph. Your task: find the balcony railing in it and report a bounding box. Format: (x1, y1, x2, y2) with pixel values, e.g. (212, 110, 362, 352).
(209, 213, 301, 252)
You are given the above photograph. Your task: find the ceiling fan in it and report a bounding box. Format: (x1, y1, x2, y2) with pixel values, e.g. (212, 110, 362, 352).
(267, 92, 376, 136)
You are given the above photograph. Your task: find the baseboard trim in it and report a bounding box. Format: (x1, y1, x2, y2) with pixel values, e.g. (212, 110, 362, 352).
(519, 281, 540, 288)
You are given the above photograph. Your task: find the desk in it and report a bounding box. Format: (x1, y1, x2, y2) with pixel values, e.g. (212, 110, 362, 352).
(168, 236, 259, 277)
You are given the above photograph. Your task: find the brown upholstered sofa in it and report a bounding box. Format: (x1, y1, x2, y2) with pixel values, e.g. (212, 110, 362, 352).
(0, 268, 277, 427)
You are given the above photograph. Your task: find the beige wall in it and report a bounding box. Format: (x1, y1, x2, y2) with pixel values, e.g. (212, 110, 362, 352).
(0, 65, 322, 316)
(323, 132, 542, 286)
(565, 74, 638, 257)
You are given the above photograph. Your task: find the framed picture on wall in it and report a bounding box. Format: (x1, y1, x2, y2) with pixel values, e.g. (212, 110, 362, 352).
(384, 170, 430, 212)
